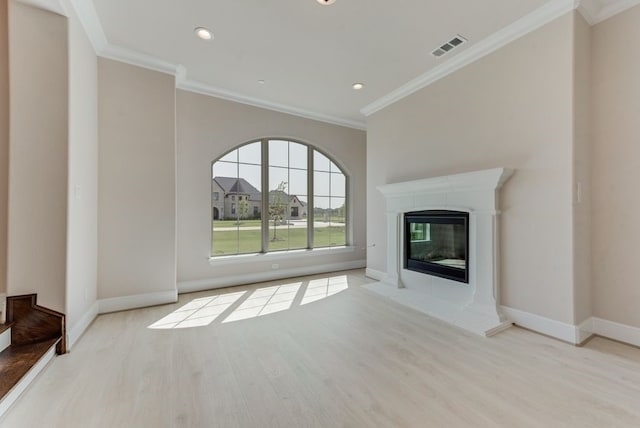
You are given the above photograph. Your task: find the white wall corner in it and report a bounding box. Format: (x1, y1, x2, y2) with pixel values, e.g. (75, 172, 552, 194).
(592, 317, 640, 348)
(66, 0, 108, 52)
(98, 289, 178, 314)
(577, 0, 601, 24)
(501, 306, 581, 344)
(178, 260, 366, 294)
(364, 268, 385, 281)
(67, 301, 99, 350)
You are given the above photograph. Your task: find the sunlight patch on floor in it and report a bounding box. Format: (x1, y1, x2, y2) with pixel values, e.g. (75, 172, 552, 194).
(223, 282, 302, 323)
(148, 274, 351, 329)
(301, 275, 349, 305)
(148, 291, 247, 329)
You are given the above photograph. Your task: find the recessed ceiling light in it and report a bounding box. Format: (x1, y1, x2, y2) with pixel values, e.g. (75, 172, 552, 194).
(194, 27, 213, 41)
(258, 80, 265, 84)
(352, 83, 364, 90)
(316, 0, 336, 5)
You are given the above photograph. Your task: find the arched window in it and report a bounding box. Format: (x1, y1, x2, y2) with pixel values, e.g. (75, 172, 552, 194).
(211, 139, 347, 256)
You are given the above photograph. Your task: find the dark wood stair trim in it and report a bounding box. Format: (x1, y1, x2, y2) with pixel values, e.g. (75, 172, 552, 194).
(6, 294, 66, 354)
(0, 323, 11, 336)
(0, 338, 59, 402)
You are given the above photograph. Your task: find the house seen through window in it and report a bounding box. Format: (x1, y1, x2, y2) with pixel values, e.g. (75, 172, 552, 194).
(211, 139, 347, 256)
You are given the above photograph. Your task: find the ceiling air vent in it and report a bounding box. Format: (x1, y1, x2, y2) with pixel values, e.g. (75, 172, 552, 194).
(431, 35, 467, 58)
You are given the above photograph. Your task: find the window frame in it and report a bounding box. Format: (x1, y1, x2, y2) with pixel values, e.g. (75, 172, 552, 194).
(210, 138, 350, 258)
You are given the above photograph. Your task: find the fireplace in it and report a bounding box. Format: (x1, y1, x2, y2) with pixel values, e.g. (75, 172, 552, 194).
(366, 168, 514, 337)
(405, 210, 469, 283)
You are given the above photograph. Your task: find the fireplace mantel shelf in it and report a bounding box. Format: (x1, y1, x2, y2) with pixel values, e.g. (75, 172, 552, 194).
(365, 168, 514, 337)
(378, 168, 514, 198)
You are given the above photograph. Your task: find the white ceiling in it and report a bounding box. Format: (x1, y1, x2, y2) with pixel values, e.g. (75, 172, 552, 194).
(20, 0, 640, 129)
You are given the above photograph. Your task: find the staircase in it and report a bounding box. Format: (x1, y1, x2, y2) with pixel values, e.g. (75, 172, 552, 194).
(0, 294, 65, 418)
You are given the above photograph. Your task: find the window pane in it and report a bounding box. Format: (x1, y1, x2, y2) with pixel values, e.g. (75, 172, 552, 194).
(238, 141, 261, 165)
(330, 197, 346, 223)
(269, 166, 288, 193)
(238, 227, 262, 254)
(268, 140, 288, 167)
(330, 160, 342, 174)
(313, 196, 331, 248)
(211, 228, 238, 256)
(290, 143, 307, 169)
(330, 172, 346, 197)
(212, 144, 264, 257)
(329, 224, 346, 246)
(289, 169, 307, 196)
(314, 171, 330, 196)
(314, 151, 330, 172)
(219, 149, 238, 163)
(268, 217, 289, 252)
(238, 164, 261, 193)
(213, 161, 237, 179)
(288, 222, 307, 250)
(330, 197, 346, 247)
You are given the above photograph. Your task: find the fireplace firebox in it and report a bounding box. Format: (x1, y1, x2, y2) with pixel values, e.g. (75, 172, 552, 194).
(404, 210, 469, 284)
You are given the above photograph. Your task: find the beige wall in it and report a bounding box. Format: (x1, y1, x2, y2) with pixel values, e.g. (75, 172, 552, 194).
(0, 0, 8, 296)
(7, 1, 68, 312)
(367, 14, 576, 324)
(176, 90, 366, 283)
(65, 3, 98, 329)
(592, 5, 640, 327)
(572, 13, 592, 324)
(98, 59, 176, 299)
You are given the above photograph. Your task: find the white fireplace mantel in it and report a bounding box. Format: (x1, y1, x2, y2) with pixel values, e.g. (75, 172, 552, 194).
(365, 168, 514, 337)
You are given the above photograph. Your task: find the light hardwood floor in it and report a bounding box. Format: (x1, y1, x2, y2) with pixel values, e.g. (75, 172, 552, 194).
(2, 269, 640, 427)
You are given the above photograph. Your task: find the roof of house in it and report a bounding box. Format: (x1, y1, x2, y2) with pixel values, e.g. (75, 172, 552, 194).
(213, 177, 261, 201)
(269, 190, 306, 207)
(213, 178, 307, 206)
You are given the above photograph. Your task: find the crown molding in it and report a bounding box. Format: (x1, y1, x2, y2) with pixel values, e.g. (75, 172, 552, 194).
(58, 0, 640, 129)
(361, 0, 577, 117)
(100, 44, 182, 76)
(578, 0, 640, 24)
(177, 79, 367, 130)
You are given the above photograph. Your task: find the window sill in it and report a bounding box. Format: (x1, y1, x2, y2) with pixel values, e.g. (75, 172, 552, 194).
(208, 246, 356, 267)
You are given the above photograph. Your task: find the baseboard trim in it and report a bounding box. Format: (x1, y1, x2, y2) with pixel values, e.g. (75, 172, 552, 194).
(67, 301, 100, 350)
(592, 317, 640, 348)
(364, 268, 385, 281)
(0, 343, 56, 419)
(178, 260, 366, 294)
(576, 317, 594, 345)
(501, 306, 580, 344)
(98, 289, 178, 314)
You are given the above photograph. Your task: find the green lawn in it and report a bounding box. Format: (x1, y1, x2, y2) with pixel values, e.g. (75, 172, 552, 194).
(211, 225, 346, 255)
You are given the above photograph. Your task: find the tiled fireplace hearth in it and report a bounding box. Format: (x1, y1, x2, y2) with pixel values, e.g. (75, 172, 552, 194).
(365, 168, 514, 336)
